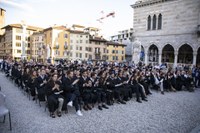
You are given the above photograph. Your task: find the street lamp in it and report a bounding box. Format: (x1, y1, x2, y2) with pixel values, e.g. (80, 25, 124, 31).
(21, 21, 27, 60)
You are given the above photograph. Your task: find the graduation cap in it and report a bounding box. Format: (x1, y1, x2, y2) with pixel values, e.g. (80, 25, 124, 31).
(109, 69, 115, 75)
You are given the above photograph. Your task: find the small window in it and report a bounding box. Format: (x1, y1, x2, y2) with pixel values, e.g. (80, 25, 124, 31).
(16, 43, 21, 47)
(17, 50, 21, 53)
(158, 14, 162, 29)
(147, 15, 151, 30)
(16, 36, 21, 40)
(64, 34, 68, 38)
(152, 14, 157, 30)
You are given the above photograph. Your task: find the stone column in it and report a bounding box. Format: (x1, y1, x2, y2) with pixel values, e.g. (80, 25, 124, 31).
(158, 51, 162, 65)
(174, 51, 178, 68)
(193, 51, 197, 66)
(145, 51, 148, 65)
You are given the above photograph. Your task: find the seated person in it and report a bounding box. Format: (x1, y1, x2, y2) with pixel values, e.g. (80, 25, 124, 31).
(45, 74, 64, 118)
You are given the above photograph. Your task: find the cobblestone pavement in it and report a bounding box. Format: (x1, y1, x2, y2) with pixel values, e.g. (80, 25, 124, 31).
(0, 72, 200, 133)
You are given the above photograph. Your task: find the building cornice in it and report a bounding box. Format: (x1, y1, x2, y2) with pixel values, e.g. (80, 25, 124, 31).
(131, 0, 175, 9)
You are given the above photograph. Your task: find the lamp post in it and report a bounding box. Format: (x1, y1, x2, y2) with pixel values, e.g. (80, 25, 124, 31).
(21, 21, 27, 60)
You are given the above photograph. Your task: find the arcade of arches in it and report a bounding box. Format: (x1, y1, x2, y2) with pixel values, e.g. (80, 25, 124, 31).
(141, 44, 200, 66)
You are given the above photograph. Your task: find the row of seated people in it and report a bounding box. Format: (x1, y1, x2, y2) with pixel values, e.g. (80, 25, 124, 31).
(2, 61, 195, 118)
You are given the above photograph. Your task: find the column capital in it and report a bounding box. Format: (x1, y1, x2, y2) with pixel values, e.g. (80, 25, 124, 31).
(174, 51, 178, 55)
(193, 50, 198, 56)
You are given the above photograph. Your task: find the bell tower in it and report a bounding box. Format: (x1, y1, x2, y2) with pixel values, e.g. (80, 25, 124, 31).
(0, 8, 6, 35)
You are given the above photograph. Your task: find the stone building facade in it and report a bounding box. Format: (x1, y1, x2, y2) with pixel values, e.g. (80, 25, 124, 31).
(131, 0, 200, 66)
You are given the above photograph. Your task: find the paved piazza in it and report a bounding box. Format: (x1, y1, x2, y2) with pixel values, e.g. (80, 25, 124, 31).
(0, 72, 200, 133)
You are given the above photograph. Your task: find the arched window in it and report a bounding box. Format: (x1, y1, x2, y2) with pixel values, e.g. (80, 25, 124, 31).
(158, 14, 162, 29)
(147, 15, 151, 30)
(152, 14, 157, 30)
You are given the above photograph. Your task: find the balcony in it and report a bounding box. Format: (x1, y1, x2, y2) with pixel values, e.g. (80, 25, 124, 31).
(94, 51, 101, 55)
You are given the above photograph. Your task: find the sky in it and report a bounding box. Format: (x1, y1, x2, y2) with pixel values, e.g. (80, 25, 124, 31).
(0, 0, 136, 38)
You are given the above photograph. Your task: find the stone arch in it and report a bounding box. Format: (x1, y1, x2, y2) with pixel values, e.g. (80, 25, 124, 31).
(162, 44, 175, 63)
(177, 41, 195, 52)
(178, 44, 193, 64)
(148, 44, 159, 63)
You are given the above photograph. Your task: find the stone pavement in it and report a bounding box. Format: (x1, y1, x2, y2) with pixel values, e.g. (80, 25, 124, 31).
(0, 72, 200, 133)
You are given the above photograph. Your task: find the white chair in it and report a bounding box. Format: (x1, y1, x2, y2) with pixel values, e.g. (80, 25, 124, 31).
(0, 92, 12, 130)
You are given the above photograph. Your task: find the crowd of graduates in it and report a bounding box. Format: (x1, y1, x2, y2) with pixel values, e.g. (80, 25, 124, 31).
(0, 59, 199, 118)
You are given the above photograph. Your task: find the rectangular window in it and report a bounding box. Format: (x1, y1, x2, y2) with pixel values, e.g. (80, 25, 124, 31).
(103, 48, 106, 53)
(76, 40, 79, 43)
(122, 51, 124, 54)
(70, 45, 73, 50)
(80, 47, 82, 50)
(17, 50, 21, 53)
(76, 53, 79, 57)
(16, 36, 21, 40)
(116, 56, 118, 60)
(112, 50, 115, 54)
(112, 56, 115, 60)
(85, 53, 88, 58)
(89, 55, 92, 59)
(86, 40, 88, 44)
(122, 56, 124, 60)
(76, 46, 78, 50)
(26, 50, 31, 54)
(28, 43, 30, 48)
(80, 40, 82, 43)
(16, 43, 21, 47)
(64, 34, 68, 38)
(79, 53, 82, 58)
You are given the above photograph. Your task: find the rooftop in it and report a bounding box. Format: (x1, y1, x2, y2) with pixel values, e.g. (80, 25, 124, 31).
(107, 41, 126, 46)
(89, 35, 107, 42)
(2, 24, 43, 31)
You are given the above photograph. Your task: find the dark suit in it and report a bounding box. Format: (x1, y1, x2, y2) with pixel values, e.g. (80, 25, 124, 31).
(35, 75, 48, 101)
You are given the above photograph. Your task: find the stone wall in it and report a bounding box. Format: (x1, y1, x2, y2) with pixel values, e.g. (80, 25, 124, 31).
(132, 0, 200, 65)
